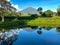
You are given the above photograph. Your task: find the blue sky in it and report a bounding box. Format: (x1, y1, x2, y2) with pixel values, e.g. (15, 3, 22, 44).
(8, 0, 60, 11)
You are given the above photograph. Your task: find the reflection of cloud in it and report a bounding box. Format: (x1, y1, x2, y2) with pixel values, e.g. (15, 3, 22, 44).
(22, 27, 35, 32)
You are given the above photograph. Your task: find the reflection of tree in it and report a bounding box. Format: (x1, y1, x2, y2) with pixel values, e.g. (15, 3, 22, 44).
(31, 26, 38, 29)
(44, 27, 52, 30)
(2, 28, 5, 33)
(37, 30, 42, 35)
(0, 28, 18, 45)
(39, 27, 42, 30)
(1, 28, 9, 32)
(42, 26, 45, 28)
(56, 29, 60, 33)
(56, 27, 60, 33)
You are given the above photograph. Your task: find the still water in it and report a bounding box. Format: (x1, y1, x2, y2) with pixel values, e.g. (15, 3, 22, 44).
(13, 27, 60, 45)
(0, 27, 60, 45)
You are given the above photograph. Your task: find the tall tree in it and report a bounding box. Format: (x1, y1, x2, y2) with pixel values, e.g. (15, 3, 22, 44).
(0, 8, 4, 22)
(37, 7, 43, 14)
(0, 0, 16, 22)
(42, 10, 53, 17)
(0, 0, 16, 11)
(57, 5, 60, 16)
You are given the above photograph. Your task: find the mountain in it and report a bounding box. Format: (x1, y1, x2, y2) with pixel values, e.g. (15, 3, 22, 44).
(20, 7, 38, 14)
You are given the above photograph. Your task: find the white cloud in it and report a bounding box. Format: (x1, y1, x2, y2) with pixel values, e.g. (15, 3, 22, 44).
(6, 0, 10, 2)
(6, 0, 20, 11)
(11, 4, 20, 11)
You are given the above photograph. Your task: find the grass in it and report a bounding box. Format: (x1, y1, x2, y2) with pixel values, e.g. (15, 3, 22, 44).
(27, 16, 60, 27)
(1, 16, 60, 28)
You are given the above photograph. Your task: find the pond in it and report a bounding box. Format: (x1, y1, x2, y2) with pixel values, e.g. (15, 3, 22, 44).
(0, 27, 60, 45)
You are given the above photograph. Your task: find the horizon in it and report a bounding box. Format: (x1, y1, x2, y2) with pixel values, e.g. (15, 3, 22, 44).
(7, 0, 60, 12)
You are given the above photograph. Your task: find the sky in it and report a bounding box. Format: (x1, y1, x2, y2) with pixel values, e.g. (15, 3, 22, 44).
(7, 0, 60, 12)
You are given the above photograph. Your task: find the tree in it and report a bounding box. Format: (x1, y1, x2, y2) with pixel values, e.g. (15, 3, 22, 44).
(0, 9, 4, 22)
(57, 5, 60, 16)
(0, 0, 16, 22)
(37, 7, 43, 14)
(0, 0, 16, 11)
(28, 13, 31, 16)
(42, 10, 53, 17)
(0, 9, 11, 22)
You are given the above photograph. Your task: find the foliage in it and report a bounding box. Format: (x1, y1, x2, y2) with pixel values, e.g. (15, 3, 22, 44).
(27, 13, 31, 15)
(0, 0, 16, 11)
(4, 20, 27, 29)
(57, 6, 60, 16)
(31, 14, 38, 18)
(4, 16, 16, 21)
(0, 16, 2, 21)
(18, 14, 38, 20)
(37, 7, 43, 14)
(0, 0, 17, 22)
(42, 10, 53, 17)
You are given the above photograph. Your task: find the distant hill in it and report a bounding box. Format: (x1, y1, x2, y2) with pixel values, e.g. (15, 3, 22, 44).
(20, 7, 38, 14)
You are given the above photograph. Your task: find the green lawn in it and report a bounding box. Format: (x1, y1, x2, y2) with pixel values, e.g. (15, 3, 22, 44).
(27, 17, 60, 27)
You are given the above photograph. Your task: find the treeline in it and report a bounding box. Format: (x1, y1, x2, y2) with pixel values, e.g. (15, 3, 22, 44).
(0, 0, 60, 22)
(0, 6, 60, 22)
(37, 6, 60, 17)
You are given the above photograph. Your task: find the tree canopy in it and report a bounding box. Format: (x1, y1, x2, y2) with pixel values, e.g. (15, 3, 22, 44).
(37, 7, 43, 14)
(42, 10, 53, 17)
(57, 5, 60, 16)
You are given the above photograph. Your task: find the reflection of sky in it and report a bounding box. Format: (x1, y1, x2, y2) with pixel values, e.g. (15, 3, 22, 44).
(13, 28, 60, 45)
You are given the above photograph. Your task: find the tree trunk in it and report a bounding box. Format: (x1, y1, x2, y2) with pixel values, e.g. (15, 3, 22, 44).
(1, 16, 4, 22)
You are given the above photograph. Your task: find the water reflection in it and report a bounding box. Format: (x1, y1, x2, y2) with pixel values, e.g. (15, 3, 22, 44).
(13, 27, 60, 45)
(37, 27, 42, 35)
(56, 27, 60, 33)
(37, 30, 42, 35)
(44, 27, 53, 30)
(20, 26, 60, 34)
(0, 28, 19, 45)
(31, 26, 38, 29)
(0, 27, 60, 45)
(21, 27, 35, 32)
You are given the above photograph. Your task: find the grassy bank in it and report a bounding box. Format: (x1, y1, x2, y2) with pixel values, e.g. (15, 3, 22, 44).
(27, 17, 60, 27)
(0, 16, 60, 29)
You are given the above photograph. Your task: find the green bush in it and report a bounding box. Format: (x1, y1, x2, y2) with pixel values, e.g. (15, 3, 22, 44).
(0, 16, 2, 21)
(41, 12, 52, 17)
(18, 14, 38, 20)
(31, 14, 38, 18)
(41, 10, 53, 17)
(4, 16, 16, 21)
(4, 20, 27, 28)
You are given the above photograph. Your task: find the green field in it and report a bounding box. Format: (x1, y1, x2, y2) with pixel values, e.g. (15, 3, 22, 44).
(27, 17, 60, 27)
(0, 16, 60, 28)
